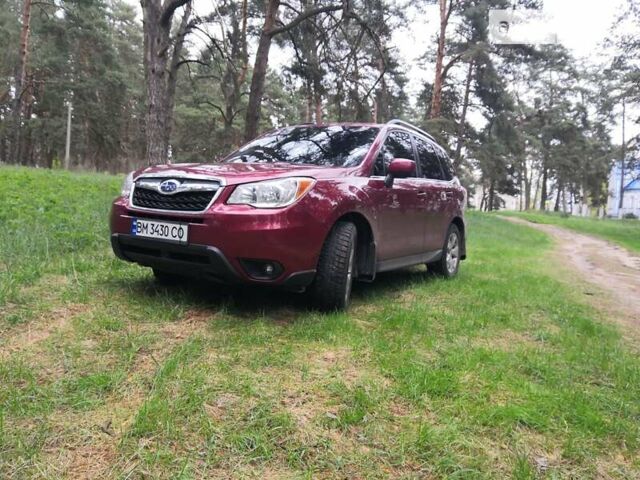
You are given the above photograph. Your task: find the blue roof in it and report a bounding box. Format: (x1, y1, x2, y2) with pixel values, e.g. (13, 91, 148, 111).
(625, 178, 640, 191)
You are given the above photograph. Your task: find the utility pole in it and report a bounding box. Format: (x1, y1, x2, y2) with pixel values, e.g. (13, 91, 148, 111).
(618, 96, 626, 216)
(64, 101, 72, 169)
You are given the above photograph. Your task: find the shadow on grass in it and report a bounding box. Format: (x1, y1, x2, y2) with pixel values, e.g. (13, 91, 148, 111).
(105, 265, 438, 321)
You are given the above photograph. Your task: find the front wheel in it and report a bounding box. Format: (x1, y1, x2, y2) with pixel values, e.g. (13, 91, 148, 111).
(427, 224, 461, 278)
(310, 221, 357, 311)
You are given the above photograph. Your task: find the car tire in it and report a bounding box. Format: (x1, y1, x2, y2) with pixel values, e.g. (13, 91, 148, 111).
(152, 268, 181, 285)
(427, 224, 461, 278)
(311, 221, 357, 311)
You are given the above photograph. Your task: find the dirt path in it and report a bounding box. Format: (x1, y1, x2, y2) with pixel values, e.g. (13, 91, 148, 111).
(500, 216, 640, 330)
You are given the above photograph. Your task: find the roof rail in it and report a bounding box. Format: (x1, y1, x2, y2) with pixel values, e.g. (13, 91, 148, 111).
(387, 119, 437, 143)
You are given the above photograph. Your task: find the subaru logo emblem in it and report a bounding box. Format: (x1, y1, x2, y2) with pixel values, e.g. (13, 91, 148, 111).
(159, 179, 179, 194)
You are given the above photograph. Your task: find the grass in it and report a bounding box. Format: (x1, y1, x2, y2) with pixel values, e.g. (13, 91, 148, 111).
(1, 165, 640, 478)
(0, 165, 121, 307)
(498, 210, 640, 253)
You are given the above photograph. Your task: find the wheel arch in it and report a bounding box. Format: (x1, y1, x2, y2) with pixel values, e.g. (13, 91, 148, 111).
(333, 212, 377, 281)
(451, 216, 466, 260)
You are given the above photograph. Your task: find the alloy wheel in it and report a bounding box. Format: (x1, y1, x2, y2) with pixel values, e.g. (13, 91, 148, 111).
(446, 231, 460, 275)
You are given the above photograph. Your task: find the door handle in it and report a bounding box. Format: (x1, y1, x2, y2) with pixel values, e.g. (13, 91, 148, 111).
(417, 191, 427, 197)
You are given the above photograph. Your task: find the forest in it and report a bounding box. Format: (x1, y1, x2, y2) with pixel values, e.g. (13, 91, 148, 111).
(0, 0, 639, 211)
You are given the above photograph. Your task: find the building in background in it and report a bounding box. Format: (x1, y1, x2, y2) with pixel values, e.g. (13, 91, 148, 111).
(607, 161, 640, 218)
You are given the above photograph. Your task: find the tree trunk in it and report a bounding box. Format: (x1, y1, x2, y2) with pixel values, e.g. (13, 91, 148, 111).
(243, 1, 345, 139)
(221, 2, 249, 148)
(142, 0, 170, 164)
(165, 2, 192, 156)
(11, 0, 33, 164)
(453, 60, 473, 174)
(429, 0, 447, 119)
(539, 164, 548, 211)
(618, 97, 626, 214)
(315, 93, 323, 125)
(335, 79, 344, 122)
(141, 0, 192, 165)
(351, 60, 369, 121)
(245, 0, 280, 141)
(306, 14, 323, 125)
(553, 181, 562, 212)
(524, 169, 532, 210)
(305, 85, 313, 123)
(375, 56, 387, 122)
(313, 49, 323, 124)
(239, 0, 249, 84)
(488, 180, 495, 212)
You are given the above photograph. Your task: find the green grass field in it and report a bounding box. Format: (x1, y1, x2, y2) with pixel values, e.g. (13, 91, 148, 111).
(1, 166, 639, 479)
(498, 210, 640, 254)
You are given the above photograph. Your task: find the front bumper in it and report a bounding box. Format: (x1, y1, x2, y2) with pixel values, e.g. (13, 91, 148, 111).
(111, 234, 316, 289)
(109, 197, 327, 289)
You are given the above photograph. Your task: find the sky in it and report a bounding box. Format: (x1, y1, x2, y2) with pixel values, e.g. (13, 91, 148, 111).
(186, 0, 625, 66)
(378, 0, 636, 141)
(150, 0, 638, 141)
(390, 0, 627, 97)
(264, 0, 626, 88)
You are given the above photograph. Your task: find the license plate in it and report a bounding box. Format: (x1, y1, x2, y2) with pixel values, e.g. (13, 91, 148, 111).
(131, 218, 189, 244)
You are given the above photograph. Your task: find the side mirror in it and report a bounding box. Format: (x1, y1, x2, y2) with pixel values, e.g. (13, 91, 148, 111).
(385, 158, 416, 187)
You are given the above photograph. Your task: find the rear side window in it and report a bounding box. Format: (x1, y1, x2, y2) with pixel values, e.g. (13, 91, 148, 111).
(437, 149, 454, 180)
(415, 136, 444, 180)
(373, 130, 416, 176)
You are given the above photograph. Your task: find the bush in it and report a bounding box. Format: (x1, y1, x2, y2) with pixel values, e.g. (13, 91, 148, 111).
(623, 213, 638, 220)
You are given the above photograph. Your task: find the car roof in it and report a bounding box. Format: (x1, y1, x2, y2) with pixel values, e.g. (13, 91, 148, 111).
(284, 122, 381, 128)
(286, 121, 434, 138)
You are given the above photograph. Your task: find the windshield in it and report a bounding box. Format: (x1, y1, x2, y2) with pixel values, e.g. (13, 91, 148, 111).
(225, 125, 380, 168)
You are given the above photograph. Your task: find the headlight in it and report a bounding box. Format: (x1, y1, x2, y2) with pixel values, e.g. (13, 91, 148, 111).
(121, 171, 134, 197)
(227, 177, 315, 208)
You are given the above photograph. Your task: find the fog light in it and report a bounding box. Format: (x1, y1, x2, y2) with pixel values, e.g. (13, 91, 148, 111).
(239, 259, 283, 280)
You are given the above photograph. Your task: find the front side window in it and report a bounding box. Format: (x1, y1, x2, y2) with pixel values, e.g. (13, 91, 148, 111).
(415, 136, 445, 180)
(373, 130, 416, 176)
(225, 125, 379, 168)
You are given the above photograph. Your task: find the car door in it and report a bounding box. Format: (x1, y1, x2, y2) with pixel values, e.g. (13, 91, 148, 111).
(414, 136, 451, 252)
(365, 130, 426, 260)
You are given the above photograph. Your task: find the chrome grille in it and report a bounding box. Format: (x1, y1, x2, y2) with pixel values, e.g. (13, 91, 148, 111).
(131, 178, 221, 212)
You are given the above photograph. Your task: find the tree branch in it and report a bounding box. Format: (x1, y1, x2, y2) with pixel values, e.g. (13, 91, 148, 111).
(267, 4, 343, 37)
(202, 100, 228, 123)
(445, 0, 457, 24)
(441, 52, 463, 80)
(161, 0, 191, 27)
(191, 25, 227, 60)
(176, 58, 209, 68)
(280, 1, 301, 15)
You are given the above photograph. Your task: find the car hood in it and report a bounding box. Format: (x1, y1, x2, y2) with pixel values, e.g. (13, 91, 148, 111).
(133, 162, 354, 186)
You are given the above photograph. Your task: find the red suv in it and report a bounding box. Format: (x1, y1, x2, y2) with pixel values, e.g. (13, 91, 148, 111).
(110, 120, 466, 310)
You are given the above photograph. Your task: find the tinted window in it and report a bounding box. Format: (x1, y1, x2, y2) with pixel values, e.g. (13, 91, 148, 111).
(225, 125, 379, 168)
(415, 136, 444, 180)
(373, 130, 416, 176)
(437, 150, 454, 180)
